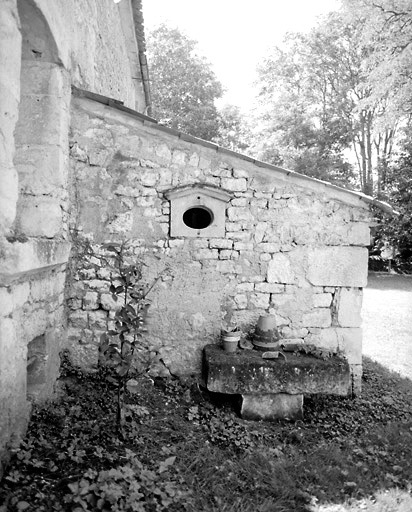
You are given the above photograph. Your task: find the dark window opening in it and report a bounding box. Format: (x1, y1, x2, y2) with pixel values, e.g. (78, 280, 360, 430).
(183, 207, 213, 230)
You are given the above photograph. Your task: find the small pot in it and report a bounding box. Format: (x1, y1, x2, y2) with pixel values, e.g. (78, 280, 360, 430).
(221, 330, 241, 353)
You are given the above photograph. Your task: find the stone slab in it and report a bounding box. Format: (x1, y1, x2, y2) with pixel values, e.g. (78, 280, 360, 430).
(241, 393, 303, 421)
(203, 344, 350, 396)
(307, 247, 368, 287)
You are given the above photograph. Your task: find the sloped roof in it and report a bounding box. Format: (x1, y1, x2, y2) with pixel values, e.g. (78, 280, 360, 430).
(131, 0, 151, 114)
(72, 86, 394, 215)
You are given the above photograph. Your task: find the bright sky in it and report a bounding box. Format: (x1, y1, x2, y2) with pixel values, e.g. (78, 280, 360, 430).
(143, 0, 341, 110)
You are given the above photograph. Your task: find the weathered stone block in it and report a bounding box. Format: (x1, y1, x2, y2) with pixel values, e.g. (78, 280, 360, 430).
(254, 283, 285, 294)
(267, 253, 295, 284)
(335, 288, 362, 327)
(100, 293, 121, 312)
(155, 144, 172, 163)
(12, 282, 30, 308)
(307, 247, 368, 287)
(188, 152, 199, 167)
(135, 196, 155, 208)
(209, 239, 233, 249)
(0, 287, 13, 317)
(236, 282, 254, 292)
(231, 198, 248, 207)
(194, 249, 219, 260)
(67, 298, 82, 310)
(83, 291, 99, 310)
(172, 150, 187, 166)
(281, 327, 308, 339)
(253, 223, 266, 244)
(241, 393, 303, 421)
(140, 170, 158, 187)
(108, 211, 133, 233)
(88, 310, 108, 329)
(350, 364, 362, 395)
(313, 293, 332, 308)
(204, 345, 350, 396)
(70, 311, 89, 329)
(20, 307, 48, 342)
(234, 294, 248, 310)
(0, 165, 19, 232)
(225, 222, 242, 232)
(336, 328, 362, 365)
(17, 197, 62, 238)
(257, 243, 280, 253)
(233, 168, 249, 178)
(168, 239, 185, 248)
(87, 279, 108, 291)
(228, 231, 251, 241)
(255, 192, 272, 199)
(249, 293, 270, 309)
(219, 250, 237, 260)
(347, 222, 370, 246)
(216, 260, 237, 273)
(302, 309, 331, 328)
(233, 242, 254, 251)
(14, 145, 66, 196)
(30, 278, 54, 302)
(305, 328, 339, 352)
(190, 238, 209, 248)
(221, 178, 247, 191)
(16, 93, 68, 146)
(227, 207, 252, 221)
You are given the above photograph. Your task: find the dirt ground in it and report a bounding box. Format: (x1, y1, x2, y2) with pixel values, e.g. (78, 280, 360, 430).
(362, 272, 412, 380)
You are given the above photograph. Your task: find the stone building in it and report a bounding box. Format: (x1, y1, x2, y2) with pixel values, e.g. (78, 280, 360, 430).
(67, 91, 391, 387)
(0, 0, 391, 475)
(0, 0, 149, 475)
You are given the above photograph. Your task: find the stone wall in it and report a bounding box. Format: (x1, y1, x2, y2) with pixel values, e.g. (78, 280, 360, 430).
(31, 0, 144, 109)
(0, 0, 146, 475)
(67, 96, 373, 390)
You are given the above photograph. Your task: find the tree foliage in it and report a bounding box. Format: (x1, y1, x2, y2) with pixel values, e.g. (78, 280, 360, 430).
(342, 0, 412, 126)
(251, 11, 400, 194)
(372, 140, 412, 271)
(213, 104, 251, 153)
(146, 24, 224, 140)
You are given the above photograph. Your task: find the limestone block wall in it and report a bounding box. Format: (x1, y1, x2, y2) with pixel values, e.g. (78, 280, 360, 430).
(0, 0, 21, 235)
(31, 0, 144, 109)
(0, 0, 146, 474)
(67, 96, 373, 391)
(0, 268, 66, 435)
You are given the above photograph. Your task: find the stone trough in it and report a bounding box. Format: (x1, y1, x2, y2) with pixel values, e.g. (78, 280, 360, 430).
(203, 344, 351, 420)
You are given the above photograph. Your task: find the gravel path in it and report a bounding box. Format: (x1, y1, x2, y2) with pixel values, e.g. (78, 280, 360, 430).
(362, 272, 412, 380)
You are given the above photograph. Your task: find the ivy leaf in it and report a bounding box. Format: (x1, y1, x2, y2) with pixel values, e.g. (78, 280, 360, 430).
(158, 456, 176, 473)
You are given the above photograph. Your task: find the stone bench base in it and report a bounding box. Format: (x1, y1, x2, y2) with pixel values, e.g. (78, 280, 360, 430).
(241, 393, 303, 420)
(203, 344, 350, 420)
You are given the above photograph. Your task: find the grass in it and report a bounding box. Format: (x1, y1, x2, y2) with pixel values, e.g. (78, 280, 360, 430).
(363, 272, 412, 380)
(1, 352, 412, 512)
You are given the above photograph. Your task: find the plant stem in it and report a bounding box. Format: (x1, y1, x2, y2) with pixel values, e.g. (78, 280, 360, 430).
(116, 382, 122, 433)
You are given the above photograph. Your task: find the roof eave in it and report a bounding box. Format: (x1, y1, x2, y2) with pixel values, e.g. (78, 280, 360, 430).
(130, 0, 152, 116)
(71, 87, 395, 216)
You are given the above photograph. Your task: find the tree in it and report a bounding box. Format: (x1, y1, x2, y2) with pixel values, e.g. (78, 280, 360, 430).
(342, 0, 412, 126)
(341, 0, 412, 196)
(371, 137, 412, 272)
(251, 12, 397, 194)
(213, 104, 251, 153)
(146, 24, 224, 140)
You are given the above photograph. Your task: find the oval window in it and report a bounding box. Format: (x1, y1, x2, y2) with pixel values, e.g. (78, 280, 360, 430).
(183, 206, 213, 230)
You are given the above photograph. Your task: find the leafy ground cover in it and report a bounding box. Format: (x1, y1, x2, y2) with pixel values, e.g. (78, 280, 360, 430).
(1, 353, 412, 512)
